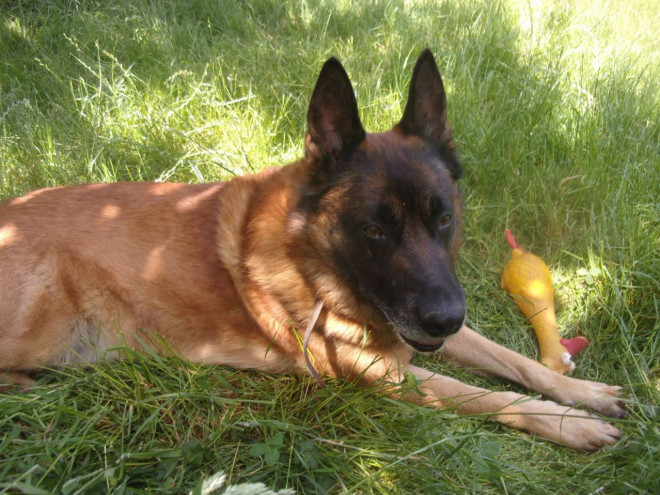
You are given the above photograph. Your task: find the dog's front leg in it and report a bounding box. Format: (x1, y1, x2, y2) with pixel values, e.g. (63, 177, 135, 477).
(440, 326, 625, 418)
(402, 364, 621, 451)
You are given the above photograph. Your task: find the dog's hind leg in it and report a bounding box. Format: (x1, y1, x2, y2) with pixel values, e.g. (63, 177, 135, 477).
(0, 370, 35, 391)
(439, 325, 625, 419)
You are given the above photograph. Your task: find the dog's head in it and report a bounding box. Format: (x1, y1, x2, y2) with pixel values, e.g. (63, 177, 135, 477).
(294, 50, 465, 352)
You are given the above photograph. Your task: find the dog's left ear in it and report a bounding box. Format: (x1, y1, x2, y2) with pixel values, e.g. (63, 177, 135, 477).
(305, 58, 366, 165)
(397, 49, 462, 179)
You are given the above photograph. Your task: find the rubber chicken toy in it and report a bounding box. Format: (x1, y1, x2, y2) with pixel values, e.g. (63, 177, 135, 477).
(501, 229, 589, 374)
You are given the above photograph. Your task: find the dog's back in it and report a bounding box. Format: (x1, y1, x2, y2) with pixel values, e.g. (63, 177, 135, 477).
(0, 180, 299, 374)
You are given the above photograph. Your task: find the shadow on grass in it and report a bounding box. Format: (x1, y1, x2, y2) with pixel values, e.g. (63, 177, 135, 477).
(0, 0, 529, 187)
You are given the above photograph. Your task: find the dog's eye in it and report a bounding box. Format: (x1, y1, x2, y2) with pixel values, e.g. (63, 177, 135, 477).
(439, 215, 452, 229)
(363, 225, 386, 240)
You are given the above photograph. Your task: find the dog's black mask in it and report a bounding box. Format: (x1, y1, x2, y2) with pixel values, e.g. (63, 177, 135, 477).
(300, 49, 465, 351)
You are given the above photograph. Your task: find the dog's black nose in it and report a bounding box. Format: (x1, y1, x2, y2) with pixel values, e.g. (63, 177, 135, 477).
(416, 298, 465, 338)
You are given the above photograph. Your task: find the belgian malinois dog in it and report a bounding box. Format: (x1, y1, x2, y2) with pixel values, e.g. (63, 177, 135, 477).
(0, 50, 624, 450)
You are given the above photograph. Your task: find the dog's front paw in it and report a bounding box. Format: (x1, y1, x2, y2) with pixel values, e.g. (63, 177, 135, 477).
(550, 377, 626, 419)
(508, 400, 622, 451)
(578, 382, 626, 418)
(550, 407, 622, 451)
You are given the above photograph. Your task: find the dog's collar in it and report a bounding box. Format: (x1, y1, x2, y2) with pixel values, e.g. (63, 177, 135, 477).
(303, 300, 326, 387)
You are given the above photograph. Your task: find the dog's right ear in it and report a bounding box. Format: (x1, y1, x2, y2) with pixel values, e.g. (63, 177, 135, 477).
(397, 49, 462, 179)
(305, 58, 366, 164)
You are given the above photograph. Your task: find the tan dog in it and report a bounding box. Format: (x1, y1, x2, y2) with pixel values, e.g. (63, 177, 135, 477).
(0, 50, 623, 450)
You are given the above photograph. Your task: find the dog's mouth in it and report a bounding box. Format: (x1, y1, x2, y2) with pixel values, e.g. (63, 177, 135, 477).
(371, 304, 448, 353)
(400, 335, 445, 353)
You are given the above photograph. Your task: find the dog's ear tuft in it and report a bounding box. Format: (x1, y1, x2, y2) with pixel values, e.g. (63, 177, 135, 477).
(305, 58, 366, 165)
(397, 49, 462, 179)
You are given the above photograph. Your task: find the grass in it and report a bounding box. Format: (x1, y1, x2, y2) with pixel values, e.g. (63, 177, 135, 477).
(0, 0, 658, 493)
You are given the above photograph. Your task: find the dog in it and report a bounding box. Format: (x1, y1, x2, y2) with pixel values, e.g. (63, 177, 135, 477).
(0, 49, 624, 450)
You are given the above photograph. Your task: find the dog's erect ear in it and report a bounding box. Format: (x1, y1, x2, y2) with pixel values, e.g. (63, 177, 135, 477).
(397, 49, 462, 179)
(305, 58, 366, 163)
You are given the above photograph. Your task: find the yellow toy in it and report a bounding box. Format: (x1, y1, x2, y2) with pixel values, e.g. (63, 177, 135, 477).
(501, 229, 589, 374)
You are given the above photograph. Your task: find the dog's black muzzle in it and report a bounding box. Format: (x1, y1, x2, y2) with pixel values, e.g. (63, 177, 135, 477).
(403, 285, 466, 352)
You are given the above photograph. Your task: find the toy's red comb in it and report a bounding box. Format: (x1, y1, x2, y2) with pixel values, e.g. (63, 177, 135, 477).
(505, 229, 517, 249)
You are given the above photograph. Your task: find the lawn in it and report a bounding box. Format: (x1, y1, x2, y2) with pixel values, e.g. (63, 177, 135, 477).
(0, 0, 658, 493)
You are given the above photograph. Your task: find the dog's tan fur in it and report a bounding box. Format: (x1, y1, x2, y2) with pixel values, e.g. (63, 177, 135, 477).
(0, 51, 623, 450)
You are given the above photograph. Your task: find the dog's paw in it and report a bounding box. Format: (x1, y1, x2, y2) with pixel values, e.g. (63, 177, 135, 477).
(552, 408, 622, 451)
(514, 400, 622, 451)
(0, 371, 35, 393)
(577, 382, 627, 419)
(546, 377, 626, 419)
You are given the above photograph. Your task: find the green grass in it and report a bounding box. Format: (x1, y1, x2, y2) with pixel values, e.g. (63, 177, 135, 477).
(1, 0, 658, 493)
